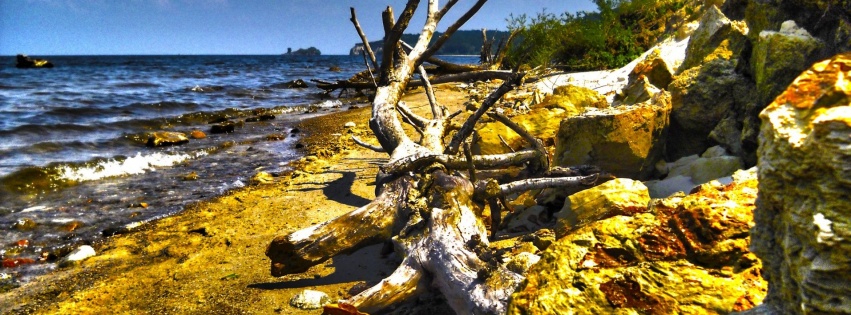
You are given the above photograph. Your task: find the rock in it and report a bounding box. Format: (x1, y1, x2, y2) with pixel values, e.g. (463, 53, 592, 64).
(554, 178, 650, 237)
(628, 48, 675, 90)
(329, 65, 341, 72)
(554, 92, 671, 179)
(189, 130, 206, 139)
(12, 218, 37, 231)
(614, 76, 661, 106)
(146, 131, 189, 147)
(344, 121, 356, 128)
(15, 54, 54, 68)
(647, 146, 744, 198)
(245, 114, 275, 122)
(266, 134, 286, 141)
(250, 171, 274, 185)
(289, 289, 330, 310)
(744, 53, 851, 314)
(506, 252, 541, 274)
(679, 5, 750, 72)
(543, 85, 609, 110)
(210, 122, 235, 134)
(279, 79, 308, 89)
(508, 168, 766, 315)
(667, 58, 756, 160)
(182, 171, 199, 181)
(474, 85, 605, 155)
(751, 20, 823, 111)
(58, 245, 96, 267)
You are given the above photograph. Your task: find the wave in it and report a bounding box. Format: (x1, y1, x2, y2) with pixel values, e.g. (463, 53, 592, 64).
(57, 151, 206, 182)
(0, 151, 207, 195)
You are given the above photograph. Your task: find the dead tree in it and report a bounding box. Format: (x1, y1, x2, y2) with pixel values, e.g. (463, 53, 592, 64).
(266, 2, 603, 314)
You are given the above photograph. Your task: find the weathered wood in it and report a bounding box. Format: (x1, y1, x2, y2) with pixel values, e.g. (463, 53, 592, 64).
(349, 7, 378, 70)
(267, 2, 606, 314)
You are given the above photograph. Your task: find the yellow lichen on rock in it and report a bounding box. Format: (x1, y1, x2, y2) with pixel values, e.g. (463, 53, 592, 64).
(474, 85, 605, 155)
(508, 168, 766, 315)
(555, 178, 650, 237)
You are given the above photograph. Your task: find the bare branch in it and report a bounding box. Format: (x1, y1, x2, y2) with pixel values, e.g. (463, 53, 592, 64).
(489, 112, 549, 171)
(492, 30, 519, 69)
(421, 0, 488, 61)
(417, 65, 443, 120)
(436, 0, 459, 20)
(395, 101, 428, 129)
(380, 149, 541, 175)
(445, 71, 525, 155)
(401, 41, 483, 73)
(352, 135, 386, 153)
(498, 175, 601, 197)
(361, 52, 378, 88)
(350, 7, 379, 70)
(463, 141, 476, 182)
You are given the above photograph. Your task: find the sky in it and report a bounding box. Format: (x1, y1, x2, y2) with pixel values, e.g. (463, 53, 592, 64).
(0, 0, 597, 56)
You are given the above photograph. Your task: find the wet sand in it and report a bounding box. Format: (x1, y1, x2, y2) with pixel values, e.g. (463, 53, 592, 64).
(1, 85, 470, 314)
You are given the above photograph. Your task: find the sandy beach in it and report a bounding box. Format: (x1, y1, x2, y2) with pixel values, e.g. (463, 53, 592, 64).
(1, 85, 469, 314)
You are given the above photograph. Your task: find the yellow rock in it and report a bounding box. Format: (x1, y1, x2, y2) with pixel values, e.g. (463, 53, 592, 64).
(474, 85, 605, 155)
(555, 178, 650, 237)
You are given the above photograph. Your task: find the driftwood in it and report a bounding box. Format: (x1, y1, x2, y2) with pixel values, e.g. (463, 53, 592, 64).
(312, 69, 518, 93)
(266, 1, 604, 314)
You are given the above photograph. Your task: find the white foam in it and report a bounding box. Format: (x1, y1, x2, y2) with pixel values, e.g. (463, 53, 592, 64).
(316, 100, 342, 108)
(57, 151, 206, 182)
(20, 205, 50, 213)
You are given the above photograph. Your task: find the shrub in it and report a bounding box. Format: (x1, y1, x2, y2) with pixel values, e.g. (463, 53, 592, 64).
(506, 0, 692, 71)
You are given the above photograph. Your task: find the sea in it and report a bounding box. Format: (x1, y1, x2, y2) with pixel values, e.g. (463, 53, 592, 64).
(0, 54, 477, 285)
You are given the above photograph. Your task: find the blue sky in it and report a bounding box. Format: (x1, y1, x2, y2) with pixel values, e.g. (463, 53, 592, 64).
(0, 0, 596, 55)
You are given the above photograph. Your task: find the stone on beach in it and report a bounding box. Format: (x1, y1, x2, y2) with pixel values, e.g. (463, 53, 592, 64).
(250, 171, 274, 185)
(473, 87, 593, 155)
(289, 289, 330, 310)
(554, 91, 671, 179)
(189, 130, 206, 139)
(554, 178, 650, 237)
(146, 131, 189, 147)
(645, 145, 744, 198)
(210, 121, 236, 134)
(58, 245, 96, 268)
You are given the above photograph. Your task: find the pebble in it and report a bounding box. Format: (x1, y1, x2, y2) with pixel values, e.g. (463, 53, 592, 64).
(250, 172, 274, 185)
(190, 130, 207, 139)
(58, 245, 96, 267)
(289, 289, 330, 310)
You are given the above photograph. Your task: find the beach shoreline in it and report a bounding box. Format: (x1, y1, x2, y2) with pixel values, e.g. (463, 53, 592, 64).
(0, 85, 466, 314)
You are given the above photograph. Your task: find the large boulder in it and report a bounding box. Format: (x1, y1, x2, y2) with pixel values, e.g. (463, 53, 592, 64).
(667, 58, 756, 159)
(508, 168, 766, 314)
(555, 92, 670, 179)
(750, 20, 822, 118)
(745, 53, 851, 314)
(474, 85, 604, 155)
(554, 178, 650, 238)
(679, 5, 750, 73)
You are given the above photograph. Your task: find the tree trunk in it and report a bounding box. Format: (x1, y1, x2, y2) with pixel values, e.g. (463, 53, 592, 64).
(267, 2, 602, 313)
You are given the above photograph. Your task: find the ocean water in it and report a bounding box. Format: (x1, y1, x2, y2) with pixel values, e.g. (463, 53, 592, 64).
(0, 55, 377, 284)
(0, 54, 480, 285)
